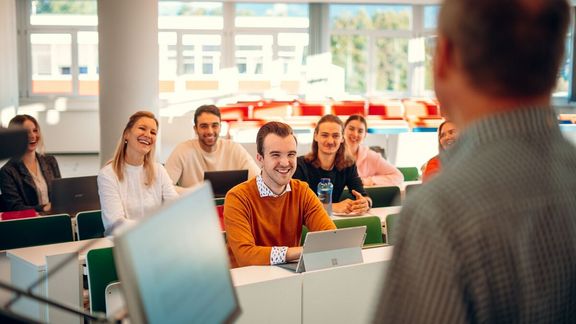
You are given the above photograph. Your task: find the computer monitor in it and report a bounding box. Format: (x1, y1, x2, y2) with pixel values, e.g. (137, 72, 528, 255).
(50, 176, 100, 215)
(113, 183, 240, 324)
(203, 170, 249, 198)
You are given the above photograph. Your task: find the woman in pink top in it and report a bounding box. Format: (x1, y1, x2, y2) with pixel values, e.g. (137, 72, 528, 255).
(344, 115, 403, 186)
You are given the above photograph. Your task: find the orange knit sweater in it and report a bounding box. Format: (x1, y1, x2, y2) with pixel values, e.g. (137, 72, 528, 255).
(224, 178, 336, 268)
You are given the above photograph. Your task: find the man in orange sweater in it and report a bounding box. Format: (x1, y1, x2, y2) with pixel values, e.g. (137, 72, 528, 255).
(224, 121, 336, 268)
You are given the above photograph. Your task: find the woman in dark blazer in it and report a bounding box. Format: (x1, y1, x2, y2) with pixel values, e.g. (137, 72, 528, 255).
(0, 115, 61, 213)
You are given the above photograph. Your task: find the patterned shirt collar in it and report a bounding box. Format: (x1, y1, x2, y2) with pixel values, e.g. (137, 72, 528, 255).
(444, 107, 559, 164)
(256, 175, 292, 198)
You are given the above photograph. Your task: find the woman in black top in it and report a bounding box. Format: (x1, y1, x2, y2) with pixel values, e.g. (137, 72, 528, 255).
(293, 114, 371, 214)
(0, 115, 61, 213)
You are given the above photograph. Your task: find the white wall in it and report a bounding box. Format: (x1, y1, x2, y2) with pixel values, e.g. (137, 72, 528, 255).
(0, 0, 18, 121)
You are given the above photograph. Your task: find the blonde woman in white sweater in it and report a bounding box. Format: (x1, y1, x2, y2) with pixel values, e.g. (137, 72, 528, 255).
(98, 111, 178, 235)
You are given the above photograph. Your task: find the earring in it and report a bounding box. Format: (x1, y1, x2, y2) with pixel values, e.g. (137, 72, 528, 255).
(124, 140, 128, 144)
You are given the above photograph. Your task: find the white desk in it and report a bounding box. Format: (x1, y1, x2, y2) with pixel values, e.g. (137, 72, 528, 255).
(7, 238, 113, 323)
(230, 246, 394, 324)
(301, 246, 393, 323)
(101, 245, 394, 324)
(231, 266, 302, 324)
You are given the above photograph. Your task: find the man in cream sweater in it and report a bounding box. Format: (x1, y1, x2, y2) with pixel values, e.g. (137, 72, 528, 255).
(165, 105, 260, 193)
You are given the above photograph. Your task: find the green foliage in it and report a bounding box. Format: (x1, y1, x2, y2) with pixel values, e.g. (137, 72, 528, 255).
(33, 0, 97, 15)
(331, 8, 410, 93)
(178, 5, 222, 16)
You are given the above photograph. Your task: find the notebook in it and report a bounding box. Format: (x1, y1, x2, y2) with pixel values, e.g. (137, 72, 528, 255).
(113, 183, 240, 324)
(50, 176, 100, 216)
(203, 170, 249, 198)
(279, 226, 366, 273)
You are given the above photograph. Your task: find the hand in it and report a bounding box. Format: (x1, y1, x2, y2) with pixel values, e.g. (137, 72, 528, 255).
(286, 247, 303, 262)
(349, 190, 370, 214)
(42, 203, 52, 212)
(333, 200, 354, 214)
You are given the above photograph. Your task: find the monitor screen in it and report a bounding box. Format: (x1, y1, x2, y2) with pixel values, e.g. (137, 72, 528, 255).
(113, 183, 240, 324)
(203, 170, 248, 198)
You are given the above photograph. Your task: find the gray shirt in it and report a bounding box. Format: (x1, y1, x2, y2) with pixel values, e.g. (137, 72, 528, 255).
(374, 107, 576, 323)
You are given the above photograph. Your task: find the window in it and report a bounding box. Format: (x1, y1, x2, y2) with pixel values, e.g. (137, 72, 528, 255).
(423, 5, 440, 30)
(26, 0, 98, 97)
(554, 33, 573, 98)
(30, 33, 72, 94)
(330, 4, 411, 95)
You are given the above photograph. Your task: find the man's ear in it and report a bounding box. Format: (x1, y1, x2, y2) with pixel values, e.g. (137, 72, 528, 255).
(434, 34, 454, 82)
(256, 153, 264, 167)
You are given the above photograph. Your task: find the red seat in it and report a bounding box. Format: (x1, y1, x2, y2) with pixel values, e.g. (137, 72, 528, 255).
(0, 209, 38, 221)
(331, 101, 366, 116)
(216, 205, 225, 231)
(293, 102, 325, 116)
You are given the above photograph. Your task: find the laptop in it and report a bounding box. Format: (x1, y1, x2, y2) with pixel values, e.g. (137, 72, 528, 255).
(279, 226, 366, 273)
(113, 183, 241, 324)
(50, 176, 100, 216)
(203, 170, 249, 198)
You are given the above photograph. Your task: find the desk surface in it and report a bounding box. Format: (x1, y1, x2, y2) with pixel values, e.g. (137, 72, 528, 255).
(230, 264, 299, 286)
(331, 206, 402, 221)
(7, 238, 114, 269)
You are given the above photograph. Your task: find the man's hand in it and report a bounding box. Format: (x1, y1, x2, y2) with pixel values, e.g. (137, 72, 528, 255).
(286, 247, 303, 262)
(332, 190, 370, 214)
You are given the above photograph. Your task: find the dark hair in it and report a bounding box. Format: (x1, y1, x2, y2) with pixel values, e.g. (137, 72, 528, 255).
(110, 111, 159, 186)
(437, 121, 448, 151)
(256, 121, 297, 156)
(9, 114, 45, 154)
(305, 114, 354, 171)
(344, 114, 368, 130)
(438, 0, 570, 97)
(194, 104, 221, 125)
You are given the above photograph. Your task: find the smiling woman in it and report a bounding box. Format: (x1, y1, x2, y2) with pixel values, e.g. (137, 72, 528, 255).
(0, 114, 61, 213)
(97, 111, 179, 235)
(344, 114, 403, 187)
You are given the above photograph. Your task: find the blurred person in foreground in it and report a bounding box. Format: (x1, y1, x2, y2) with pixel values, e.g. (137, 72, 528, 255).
(374, 0, 576, 323)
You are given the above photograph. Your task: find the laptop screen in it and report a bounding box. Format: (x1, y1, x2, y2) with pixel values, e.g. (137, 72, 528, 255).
(113, 183, 240, 323)
(50, 176, 100, 215)
(203, 170, 249, 198)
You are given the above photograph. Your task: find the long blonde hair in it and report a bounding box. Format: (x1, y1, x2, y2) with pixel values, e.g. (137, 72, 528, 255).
(110, 111, 159, 186)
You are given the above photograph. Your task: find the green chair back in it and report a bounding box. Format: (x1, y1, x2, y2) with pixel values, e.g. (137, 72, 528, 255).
(404, 183, 422, 200)
(366, 186, 401, 207)
(301, 216, 383, 246)
(398, 167, 420, 181)
(301, 226, 309, 245)
(76, 210, 105, 240)
(386, 214, 400, 245)
(340, 186, 401, 207)
(214, 197, 225, 206)
(86, 247, 118, 315)
(334, 216, 383, 245)
(0, 214, 73, 250)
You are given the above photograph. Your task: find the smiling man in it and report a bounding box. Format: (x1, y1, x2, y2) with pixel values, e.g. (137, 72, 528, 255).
(164, 105, 260, 193)
(224, 121, 335, 268)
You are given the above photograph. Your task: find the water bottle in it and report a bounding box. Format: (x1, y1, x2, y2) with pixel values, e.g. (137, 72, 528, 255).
(317, 178, 333, 216)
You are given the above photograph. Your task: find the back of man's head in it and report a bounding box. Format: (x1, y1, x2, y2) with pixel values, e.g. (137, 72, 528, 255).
(439, 0, 570, 98)
(194, 105, 221, 125)
(256, 122, 296, 156)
